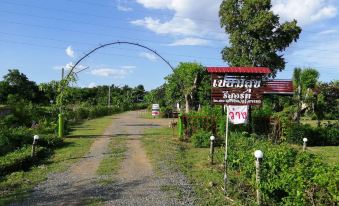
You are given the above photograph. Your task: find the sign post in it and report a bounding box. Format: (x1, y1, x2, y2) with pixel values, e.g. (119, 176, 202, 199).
(224, 105, 229, 194)
(207, 67, 294, 200)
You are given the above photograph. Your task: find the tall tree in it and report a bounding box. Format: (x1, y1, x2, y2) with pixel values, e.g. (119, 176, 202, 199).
(165, 62, 207, 113)
(219, 0, 302, 77)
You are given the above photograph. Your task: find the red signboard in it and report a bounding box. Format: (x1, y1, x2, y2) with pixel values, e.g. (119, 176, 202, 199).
(207, 67, 293, 106)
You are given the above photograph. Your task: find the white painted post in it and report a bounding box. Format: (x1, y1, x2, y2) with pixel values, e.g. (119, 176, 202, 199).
(224, 105, 229, 195)
(254, 150, 263, 205)
(31, 135, 39, 157)
(210, 135, 215, 165)
(303, 138, 308, 151)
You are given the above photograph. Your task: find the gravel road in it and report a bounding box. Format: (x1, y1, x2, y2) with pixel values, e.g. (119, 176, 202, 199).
(10, 111, 195, 206)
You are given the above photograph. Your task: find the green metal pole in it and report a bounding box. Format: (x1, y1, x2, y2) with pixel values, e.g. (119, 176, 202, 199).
(58, 113, 64, 138)
(178, 113, 183, 138)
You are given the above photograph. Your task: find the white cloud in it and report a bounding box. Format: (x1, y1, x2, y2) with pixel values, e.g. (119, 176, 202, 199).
(88, 82, 97, 88)
(116, 0, 133, 11)
(271, 0, 337, 25)
(317, 29, 337, 35)
(91, 67, 132, 78)
(136, 0, 172, 9)
(121, 65, 136, 69)
(53, 62, 87, 72)
(168, 37, 210, 46)
(132, 0, 225, 40)
(65, 46, 75, 58)
(139, 52, 157, 61)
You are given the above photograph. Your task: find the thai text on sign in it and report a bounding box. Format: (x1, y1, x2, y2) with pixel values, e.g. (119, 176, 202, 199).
(211, 74, 264, 105)
(228, 105, 248, 124)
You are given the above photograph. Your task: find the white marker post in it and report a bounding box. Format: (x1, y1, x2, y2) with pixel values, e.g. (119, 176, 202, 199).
(224, 105, 229, 195)
(254, 150, 263, 205)
(303, 138, 308, 151)
(210, 135, 215, 165)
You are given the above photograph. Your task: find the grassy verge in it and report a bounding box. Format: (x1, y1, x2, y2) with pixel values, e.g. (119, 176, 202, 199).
(142, 127, 233, 206)
(301, 119, 338, 127)
(308, 146, 339, 165)
(0, 115, 115, 205)
(96, 137, 127, 185)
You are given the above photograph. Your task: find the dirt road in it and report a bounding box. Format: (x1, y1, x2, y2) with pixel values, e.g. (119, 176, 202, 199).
(12, 111, 194, 206)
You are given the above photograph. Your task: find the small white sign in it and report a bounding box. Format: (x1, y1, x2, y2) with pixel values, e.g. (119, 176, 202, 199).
(152, 104, 160, 116)
(228, 105, 248, 124)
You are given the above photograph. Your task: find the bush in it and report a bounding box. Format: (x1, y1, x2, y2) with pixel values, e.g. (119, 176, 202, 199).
(215, 132, 338, 205)
(38, 134, 63, 148)
(0, 146, 46, 176)
(191, 130, 212, 148)
(0, 126, 33, 155)
(286, 123, 339, 146)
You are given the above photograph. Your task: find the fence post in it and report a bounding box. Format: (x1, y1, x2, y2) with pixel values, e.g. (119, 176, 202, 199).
(178, 113, 183, 138)
(58, 113, 64, 138)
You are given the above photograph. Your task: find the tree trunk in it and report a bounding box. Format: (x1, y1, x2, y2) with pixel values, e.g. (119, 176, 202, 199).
(185, 94, 190, 113)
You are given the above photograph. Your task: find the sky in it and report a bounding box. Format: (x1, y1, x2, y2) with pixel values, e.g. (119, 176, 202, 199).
(0, 0, 338, 91)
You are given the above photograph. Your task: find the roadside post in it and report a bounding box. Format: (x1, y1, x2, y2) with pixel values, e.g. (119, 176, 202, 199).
(303, 138, 308, 151)
(178, 113, 183, 138)
(210, 135, 215, 165)
(224, 105, 229, 194)
(31, 135, 39, 157)
(254, 150, 263, 205)
(58, 113, 64, 138)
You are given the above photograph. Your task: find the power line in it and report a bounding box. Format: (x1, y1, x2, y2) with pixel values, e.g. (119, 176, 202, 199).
(0, 38, 220, 63)
(0, 32, 223, 60)
(0, 18, 226, 46)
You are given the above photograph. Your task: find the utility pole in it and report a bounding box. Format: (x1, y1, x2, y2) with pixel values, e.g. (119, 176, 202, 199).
(108, 85, 111, 107)
(58, 68, 64, 138)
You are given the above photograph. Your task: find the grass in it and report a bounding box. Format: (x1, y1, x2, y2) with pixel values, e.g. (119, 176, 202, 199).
(0, 115, 116, 205)
(142, 127, 235, 206)
(308, 146, 339, 165)
(300, 119, 338, 127)
(96, 137, 127, 185)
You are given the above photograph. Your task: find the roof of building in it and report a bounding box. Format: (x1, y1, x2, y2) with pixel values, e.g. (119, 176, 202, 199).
(206, 67, 272, 74)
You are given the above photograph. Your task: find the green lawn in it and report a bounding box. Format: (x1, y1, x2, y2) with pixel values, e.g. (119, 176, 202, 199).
(0, 115, 116, 205)
(308, 146, 339, 165)
(142, 127, 237, 206)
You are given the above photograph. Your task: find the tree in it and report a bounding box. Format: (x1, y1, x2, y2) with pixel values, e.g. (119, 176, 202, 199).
(2, 69, 41, 103)
(219, 0, 302, 77)
(292, 68, 302, 124)
(165, 62, 208, 113)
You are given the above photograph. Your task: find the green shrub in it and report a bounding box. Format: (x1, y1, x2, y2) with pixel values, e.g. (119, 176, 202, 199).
(286, 123, 339, 146)
(38, 134, 63, 148)
(0, 126, 33, 155)
(191, 130, 212, 148)
(0, 146, 46, 176)
(216, 132, 338, 205)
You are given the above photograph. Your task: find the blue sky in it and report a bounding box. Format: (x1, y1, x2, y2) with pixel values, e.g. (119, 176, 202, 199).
(0, 0, 338, 91)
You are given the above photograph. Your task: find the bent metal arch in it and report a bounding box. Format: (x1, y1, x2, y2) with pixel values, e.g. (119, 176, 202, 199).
(65, 41, 174, 83)
(57, 41, 175, 137)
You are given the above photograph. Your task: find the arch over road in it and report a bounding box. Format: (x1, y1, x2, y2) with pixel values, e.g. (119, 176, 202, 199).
(57, 41, 176, 138)
(64, 41, 175, 83)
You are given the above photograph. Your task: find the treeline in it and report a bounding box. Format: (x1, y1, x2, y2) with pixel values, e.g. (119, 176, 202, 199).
(0, 69, 147, 177)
